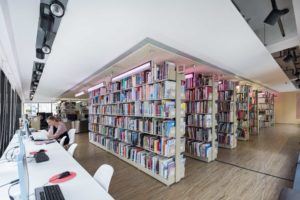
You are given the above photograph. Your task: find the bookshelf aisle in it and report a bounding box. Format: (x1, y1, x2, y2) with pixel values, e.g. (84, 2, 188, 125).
(184, 73, 218, 162)
(88, 61, 186, 186)
(249, 89, 259, 134)
(216, 80, 237, 149)
(258, 91, 274, 128)
(236, 85, 251, 141)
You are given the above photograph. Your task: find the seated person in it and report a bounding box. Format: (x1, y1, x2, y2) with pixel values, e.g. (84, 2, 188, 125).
(46, 116, 70, 145)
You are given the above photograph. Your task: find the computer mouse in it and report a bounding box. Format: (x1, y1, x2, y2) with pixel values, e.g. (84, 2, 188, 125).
(38, 149, 46, 153)
(57, 171, 71, 179)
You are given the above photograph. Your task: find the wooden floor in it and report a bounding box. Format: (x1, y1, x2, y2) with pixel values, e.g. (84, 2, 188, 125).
(74, 124, 300, 200)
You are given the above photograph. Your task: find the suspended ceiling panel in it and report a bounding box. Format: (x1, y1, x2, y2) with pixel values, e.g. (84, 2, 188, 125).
(1, 0, 295, 101)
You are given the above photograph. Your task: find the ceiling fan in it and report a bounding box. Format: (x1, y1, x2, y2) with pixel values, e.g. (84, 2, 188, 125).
(264, 0, 289, 37)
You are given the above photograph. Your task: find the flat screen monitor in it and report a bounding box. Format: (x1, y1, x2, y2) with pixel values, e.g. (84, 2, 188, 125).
(23, 120, 31, 137)
(17, 139, 29, 200)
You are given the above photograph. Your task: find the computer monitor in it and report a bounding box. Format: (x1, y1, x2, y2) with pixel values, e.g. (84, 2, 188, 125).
(23, 119, 31, 137)
(17, 139, 29, 200)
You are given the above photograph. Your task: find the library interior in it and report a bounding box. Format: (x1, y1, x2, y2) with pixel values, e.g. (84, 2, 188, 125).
(1, 1, 300, 200)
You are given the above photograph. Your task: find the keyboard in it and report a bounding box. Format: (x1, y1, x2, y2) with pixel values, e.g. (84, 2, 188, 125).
(35, 185, 65, 200)
(34, 152, 49, 163)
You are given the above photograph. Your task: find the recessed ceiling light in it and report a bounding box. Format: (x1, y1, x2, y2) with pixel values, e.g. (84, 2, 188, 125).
(75, 91, 85, 97)
(50, 1, 65, 18)
(42, 45, 51, 54)
(87, 82, 105, 92)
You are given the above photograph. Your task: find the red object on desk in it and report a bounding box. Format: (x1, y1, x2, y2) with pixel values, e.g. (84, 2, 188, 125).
(29, 150, 48, 155)
(49, 172, 77, 183)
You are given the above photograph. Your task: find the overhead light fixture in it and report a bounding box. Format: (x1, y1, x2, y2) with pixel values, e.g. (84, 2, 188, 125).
(75, 91, 85, 97)
(87, 82, 104, 92)
(36, 49, 45, 59)
(185, 74, 193, 79)
(76, 101, 81, 103)
(42, 45, 51, 54)
(218, 81, 222, 84)
(236, 85, 240, 89)
(50, 1, 65, 18)
(112, 61, 151, 82)
(57, 100, 61, 104)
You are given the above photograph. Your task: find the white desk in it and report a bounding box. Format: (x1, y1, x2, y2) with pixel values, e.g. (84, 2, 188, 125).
(0, 135, 114, 200)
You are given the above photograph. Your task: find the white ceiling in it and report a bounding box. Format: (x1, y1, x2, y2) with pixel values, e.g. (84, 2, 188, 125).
(0, 0, 297, 102)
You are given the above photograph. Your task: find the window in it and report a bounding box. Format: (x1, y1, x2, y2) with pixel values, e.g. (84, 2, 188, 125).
(38, 103, 52, 113)
(52, 103, 57, 115)
(24, 103, 38, 117)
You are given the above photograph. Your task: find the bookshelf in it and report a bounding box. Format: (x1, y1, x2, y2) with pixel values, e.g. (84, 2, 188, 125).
(184, 73, 218, 162)
(88, 61, 186, 186)
(236, 85, 251, 141)
(216, 80, 237, 149)
(249, 89, 259, 134)
(258, 91, 274, 128)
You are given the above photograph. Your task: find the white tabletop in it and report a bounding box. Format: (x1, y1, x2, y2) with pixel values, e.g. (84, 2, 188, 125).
(0, 134, 114, 200)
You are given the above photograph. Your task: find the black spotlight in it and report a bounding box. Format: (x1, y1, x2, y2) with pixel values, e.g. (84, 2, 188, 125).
(36, 49, 45, 59)
(50, 1, 65, 18)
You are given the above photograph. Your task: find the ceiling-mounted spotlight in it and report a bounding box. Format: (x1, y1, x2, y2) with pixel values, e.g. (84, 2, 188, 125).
(42, 44, 51, 54)
(50, 1, 65, 18)
(36, 49, 45, 59)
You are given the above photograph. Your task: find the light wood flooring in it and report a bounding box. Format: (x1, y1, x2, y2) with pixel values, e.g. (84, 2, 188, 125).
(74, 124, 300, 200)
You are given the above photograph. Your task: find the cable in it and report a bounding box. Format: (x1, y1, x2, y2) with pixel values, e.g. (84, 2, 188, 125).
(4, 146, 19, 162)
(215, 159, 294, 182)
(0, 179, 19, 188)
(7, 181, 19, 200)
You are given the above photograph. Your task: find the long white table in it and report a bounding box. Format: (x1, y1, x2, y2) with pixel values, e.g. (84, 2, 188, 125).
(0, 134, 114, 200)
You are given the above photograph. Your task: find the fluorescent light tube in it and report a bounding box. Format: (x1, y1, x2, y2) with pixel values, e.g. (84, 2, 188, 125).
(112, 62, 151, 82)
(87, 82, 104, 92)
(75, 91, 85, 97)
(185, 73, 193, 79)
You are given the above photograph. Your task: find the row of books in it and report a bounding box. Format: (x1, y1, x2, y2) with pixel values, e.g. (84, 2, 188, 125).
(185, 74, 212, 89)
(215, 112, 234, 123)
(89, 116, 177, 137)
(249, 90, 258, 134)
(236, 94, 248, 103)
(186, 127, 212, 142)
(89, 87, 107, 98)
(259, 115, 273, 121)
(236, 103, 248, 111)
(237, 110, 248, 120)
(218, 133, 236, 146)
(90, 81, 177, 104)
(185, 140, 212, 159)
(216, 123, 234, 134)
(218, 80, 235, 91)
(185, 86, 212, 100)
(218, 90, 234, 101)
(258, 104, 273, 110)
(236, 85, 250, 93)
(216, 102, 234, 112)
(186, 114, 212, 128)
(90, 101, 177, 118)
(89, 132, 178, 179)
(186, 101, 212, 114)
(89, 127, 178, 157)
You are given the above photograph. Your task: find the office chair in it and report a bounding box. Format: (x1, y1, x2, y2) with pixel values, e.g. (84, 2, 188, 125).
(68, 129, 76, 145)
(59, 136, 67, 147)
(93, 164, 114, 192)
(67, 143, 78, 157)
